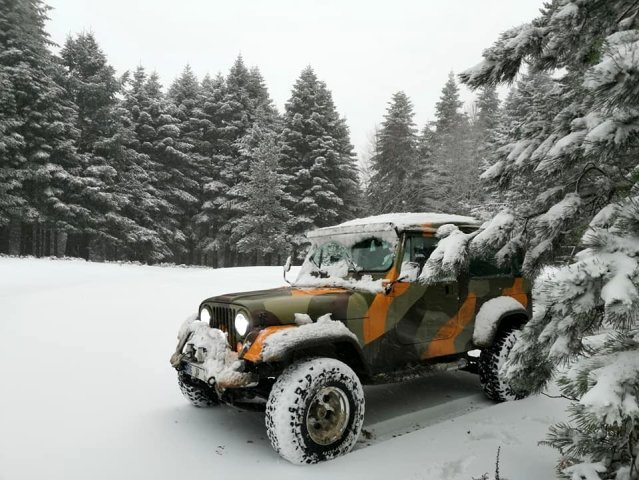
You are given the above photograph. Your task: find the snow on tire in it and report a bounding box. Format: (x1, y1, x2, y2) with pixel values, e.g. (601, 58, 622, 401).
(479, 327, 527, 402)
(177, 372, 220, 407)
(265, 357, 365, 464)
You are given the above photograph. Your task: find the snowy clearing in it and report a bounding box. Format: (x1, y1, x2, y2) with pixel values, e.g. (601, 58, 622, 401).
(0, 257, 568, 479)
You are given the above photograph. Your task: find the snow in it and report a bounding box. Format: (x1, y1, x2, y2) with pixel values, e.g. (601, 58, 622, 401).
(473, 297, 527, 347)
(420, 225, 473, 284)
(535, 193, 582, 231)
(460, 59, 496, 85)
(578, 350, 639, 425)
(294, 268, 385, 294)
(600, 253, 638, 307)
(261, 314, 359, 362)
(545, 130, 587, 160)
(293, 312, 313, 326)
(470, 210, 515, 257)
(479, 159, 504, 180)
(0, 257, 569, 480)
(175, 318, 254, 389)
(563, 462, 607, 480)
(584, 31, 639, 90)
(551, 2, 579, 21)
(320, 212, 479, 232)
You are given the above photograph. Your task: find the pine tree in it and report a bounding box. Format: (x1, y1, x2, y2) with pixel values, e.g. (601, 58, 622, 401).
(280, 66, 359, 254)
(60, 32, 133, 260)
(417, 123, 451, 213)
(118, 66, 174, 262)
(460, 2, 639, 477)
(467, 85, 502, 217)
(196, 57, 283, 266)
(434, 72, 465, 136)
(429, 72, 475, 213)
(367, 91, 421, 213)
(227, 125, 291, 265)
(192, 73, 228, 266)
(475, 85, 500, 135)
(120, 67, 196, 262)
(0, 0, 82, 257)
(472, 85, 501, 174)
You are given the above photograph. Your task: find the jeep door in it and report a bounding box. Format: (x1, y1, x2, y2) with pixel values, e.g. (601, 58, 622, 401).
(393, 233, 466, 358)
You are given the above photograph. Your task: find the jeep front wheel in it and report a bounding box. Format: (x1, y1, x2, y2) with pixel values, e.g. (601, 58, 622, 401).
(265, 357, 365, 464)
(479, 327, 528, 402)
(177, 372, 220, 407)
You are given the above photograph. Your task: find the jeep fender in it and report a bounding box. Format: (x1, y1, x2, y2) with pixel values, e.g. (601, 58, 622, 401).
(472, 296, 528, 348)
(241, 324, 369, 376)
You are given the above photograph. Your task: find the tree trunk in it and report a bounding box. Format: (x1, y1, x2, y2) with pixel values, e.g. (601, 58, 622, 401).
(20, 223, 33, 256)
(8, 221, 21, 255)
(53, 229, 58, 257)
(66, 232, 90, 260)
(0, 225, 8, 254)
(56, 231, 66, 257)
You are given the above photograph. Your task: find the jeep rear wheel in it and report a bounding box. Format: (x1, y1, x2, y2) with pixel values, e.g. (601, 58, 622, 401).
(177, 372, 220, 407)
(479, 327, 528, 402)
(265, 358, 365, 464)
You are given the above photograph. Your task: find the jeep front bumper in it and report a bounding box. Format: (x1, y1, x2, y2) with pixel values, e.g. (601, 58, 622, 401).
(170, 315, 257, 390)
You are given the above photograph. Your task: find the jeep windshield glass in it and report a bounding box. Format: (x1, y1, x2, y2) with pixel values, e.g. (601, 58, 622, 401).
(308, 237, 394, 273)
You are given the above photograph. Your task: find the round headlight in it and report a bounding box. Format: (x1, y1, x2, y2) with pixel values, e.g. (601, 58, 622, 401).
(234, 312, 249, 336)
(200, 307, 211, 323)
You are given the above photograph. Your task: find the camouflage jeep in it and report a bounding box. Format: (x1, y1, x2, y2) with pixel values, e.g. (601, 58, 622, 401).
(169, 213, 531, 464)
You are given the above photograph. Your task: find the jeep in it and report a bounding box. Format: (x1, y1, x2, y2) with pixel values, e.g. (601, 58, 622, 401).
(169, 212, 531, 464)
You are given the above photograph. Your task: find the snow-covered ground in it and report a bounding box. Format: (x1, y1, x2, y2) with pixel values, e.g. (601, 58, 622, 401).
(0, 257, 568, 479)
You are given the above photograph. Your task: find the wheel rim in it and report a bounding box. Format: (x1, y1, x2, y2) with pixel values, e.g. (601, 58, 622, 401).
(305, 386, 350, 446)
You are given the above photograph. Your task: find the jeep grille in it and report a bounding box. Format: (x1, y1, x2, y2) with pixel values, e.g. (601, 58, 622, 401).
(209, 304, 237, 347)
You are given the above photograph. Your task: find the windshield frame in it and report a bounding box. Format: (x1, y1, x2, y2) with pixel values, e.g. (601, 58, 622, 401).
(302, 231, 400, 276)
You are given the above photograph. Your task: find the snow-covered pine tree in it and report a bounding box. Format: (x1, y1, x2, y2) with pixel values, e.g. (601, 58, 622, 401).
(227, 124, 291, 266)
(192, 73, 229, 266)
(195, 57, 283, 266)
(0, 51, 22, 252)
(0, 0, 82, 257)
(471, 85, 500, 177)
(166, 65, 209, 264)
(222, 60, 281, 265)
(366, 91, 421, 213)
(280, 66, 359, 255)
(246, 66, 279, 126)
(459, 2, 639, 477)
(122, 69, 197, 262)
(429, 72, 476, 213)
(116, 66, 173, 262)
(60, 32, 159, 261)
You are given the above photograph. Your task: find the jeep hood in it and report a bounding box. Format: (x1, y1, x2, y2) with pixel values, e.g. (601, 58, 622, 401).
(201, 286, 374, 325)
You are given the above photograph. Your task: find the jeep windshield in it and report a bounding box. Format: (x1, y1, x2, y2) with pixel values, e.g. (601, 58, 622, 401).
(308, 237, 394, 273)
(293, 234, 397, 292)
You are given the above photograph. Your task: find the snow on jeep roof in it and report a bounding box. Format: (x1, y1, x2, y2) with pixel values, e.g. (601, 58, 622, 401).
(307, 212, 480, 238)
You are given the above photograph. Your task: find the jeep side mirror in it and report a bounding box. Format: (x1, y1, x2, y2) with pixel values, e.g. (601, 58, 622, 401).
(283, 256, 292, 285)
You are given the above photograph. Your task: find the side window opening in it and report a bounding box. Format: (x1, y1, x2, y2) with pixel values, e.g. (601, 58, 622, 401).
(469, 257, 511, 277)
(351, 238, 394, 272)
(403, 235, 437, 264)
(400, 234, 438, 280)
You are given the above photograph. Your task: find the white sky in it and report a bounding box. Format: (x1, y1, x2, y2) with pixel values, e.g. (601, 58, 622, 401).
(47, 0, 543, 158)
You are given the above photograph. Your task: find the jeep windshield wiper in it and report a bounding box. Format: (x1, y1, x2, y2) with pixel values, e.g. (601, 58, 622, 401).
(344, 256, 361, 273)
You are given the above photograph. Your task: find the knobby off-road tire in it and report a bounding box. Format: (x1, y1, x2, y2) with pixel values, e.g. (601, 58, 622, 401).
(479, 327, 527, 402)
(265, 358, 365, 464)
(177, 372, 220, 407)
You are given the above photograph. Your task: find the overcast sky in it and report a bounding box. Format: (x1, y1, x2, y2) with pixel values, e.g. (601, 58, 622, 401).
(47, 0, 543, 158)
